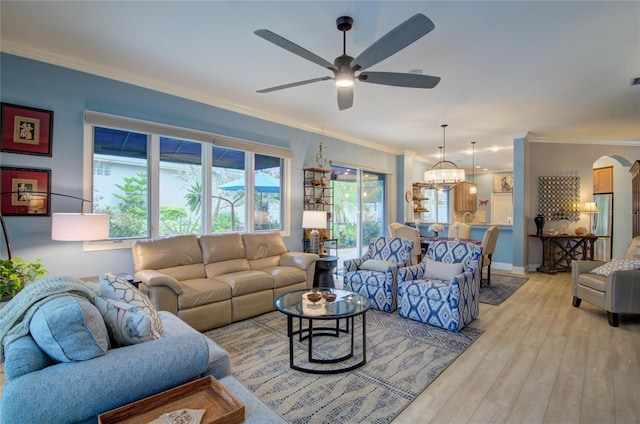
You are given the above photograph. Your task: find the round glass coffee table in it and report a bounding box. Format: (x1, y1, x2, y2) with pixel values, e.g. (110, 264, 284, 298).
(274, 288, 370, 374)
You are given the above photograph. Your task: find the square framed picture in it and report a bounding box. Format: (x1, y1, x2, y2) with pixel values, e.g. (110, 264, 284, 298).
(1, 103, 54, 157)
(493, 172, 513, 193)
(0, 167, 51, 216)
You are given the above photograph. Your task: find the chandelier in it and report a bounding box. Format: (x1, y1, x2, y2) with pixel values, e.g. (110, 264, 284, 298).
(424, 124, 465, 191)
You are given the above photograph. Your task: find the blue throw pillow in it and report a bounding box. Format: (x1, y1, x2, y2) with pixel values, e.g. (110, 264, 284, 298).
(29, 295, 109, 362)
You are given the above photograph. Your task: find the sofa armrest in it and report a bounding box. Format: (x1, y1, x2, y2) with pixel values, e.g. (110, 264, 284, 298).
(606, 270, 640, 313)
(280, 252, 318, 270)
(1, 333, 209, 424)
(573, 260, 605, 275)
(135, 269, 183, 294)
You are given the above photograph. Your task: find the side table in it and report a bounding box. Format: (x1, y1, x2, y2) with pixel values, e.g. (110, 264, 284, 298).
(313, 256, 338, 288)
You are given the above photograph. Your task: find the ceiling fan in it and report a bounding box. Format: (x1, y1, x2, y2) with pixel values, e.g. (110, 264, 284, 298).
(254, 13, 441, 110)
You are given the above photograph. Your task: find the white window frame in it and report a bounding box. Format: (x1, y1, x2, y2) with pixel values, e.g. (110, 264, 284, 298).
(82, 111, 292, 251)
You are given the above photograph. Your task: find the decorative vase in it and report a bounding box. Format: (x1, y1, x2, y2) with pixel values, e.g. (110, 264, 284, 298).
(534, 214, 545, 235)
(433, 231, 439, 239)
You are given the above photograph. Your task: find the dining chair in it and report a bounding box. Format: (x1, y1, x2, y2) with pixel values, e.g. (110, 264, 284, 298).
(395, 225, 422, 265)
(480, 226, 500, 287)
(447, 222, 471, 239)
(388, 222, 403, 236)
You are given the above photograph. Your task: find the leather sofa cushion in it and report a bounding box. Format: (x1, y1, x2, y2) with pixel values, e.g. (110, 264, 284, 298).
(159, 263, 206, 281)
(205, 259, 251, 278)
(133, 235, 203, 270)
(262, 266, 307, 289)
(179, 278, 232, 310)
(213, 271, 274, 296)
(577, 272, 607, 292)
(200, 233, 247, 263)
(242, 232, 287, 260)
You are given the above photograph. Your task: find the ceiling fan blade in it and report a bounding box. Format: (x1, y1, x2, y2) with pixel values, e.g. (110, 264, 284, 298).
(337, 86, 353, 110)
(257, 76, 332, 93)
(359, 72, 441, 88)
(352, 13, 435, 71)
(254, 29, 337, 71)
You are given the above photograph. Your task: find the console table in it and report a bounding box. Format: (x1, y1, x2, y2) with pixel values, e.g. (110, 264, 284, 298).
(530, 234, 598, 274)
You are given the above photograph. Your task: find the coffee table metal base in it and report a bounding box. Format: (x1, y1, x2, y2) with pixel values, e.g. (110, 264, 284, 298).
(287, 314, 367, 374)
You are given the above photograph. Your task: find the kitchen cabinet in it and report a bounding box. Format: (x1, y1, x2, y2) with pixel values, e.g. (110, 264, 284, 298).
(593, 166, 613, 194)
(454, 182, 477, 212)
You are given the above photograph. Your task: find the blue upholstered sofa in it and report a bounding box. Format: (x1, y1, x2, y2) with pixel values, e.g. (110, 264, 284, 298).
(0, 277, 285, 423)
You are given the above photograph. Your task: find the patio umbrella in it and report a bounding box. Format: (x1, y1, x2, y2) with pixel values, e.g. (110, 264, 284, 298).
(219, 172, 281, 194)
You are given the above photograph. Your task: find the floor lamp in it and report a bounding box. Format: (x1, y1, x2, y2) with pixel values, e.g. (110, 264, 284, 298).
(0, 191, 110, 259)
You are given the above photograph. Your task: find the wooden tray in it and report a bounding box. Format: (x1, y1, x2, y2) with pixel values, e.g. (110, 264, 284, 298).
(98, 376, 244, 424)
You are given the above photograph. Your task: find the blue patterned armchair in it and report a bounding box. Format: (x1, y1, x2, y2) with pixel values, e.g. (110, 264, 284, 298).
(397, 240, 482, 332)
(343, 236, 414, 312)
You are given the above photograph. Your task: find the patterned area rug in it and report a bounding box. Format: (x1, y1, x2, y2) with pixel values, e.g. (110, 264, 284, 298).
(479, 273, 529, 306)
(205, 310, 481, 423)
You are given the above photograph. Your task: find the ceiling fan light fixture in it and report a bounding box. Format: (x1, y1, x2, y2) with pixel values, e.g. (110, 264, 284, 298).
(335, 73, 354, 87)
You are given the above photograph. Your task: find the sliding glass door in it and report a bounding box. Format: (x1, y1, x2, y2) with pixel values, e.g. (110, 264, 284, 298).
(331, 165, 387, 267)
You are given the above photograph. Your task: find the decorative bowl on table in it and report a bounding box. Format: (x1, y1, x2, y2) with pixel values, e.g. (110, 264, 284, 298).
(306, 292, 323, 303)
(322, 291, 337, 302)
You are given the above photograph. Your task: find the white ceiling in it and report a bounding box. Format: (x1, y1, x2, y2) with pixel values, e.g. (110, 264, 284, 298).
(1, 1, 639, 172)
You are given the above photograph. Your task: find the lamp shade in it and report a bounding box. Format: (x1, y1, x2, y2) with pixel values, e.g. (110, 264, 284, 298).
(583, 202, 598, 213)
(302, 210, 327, 229)
(424, 167, 466, 185)
(51, 213, 110, 241)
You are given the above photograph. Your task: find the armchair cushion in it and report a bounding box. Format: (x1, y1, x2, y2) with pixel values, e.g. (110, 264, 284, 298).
(29, 296, 109, 363)
(423, 258, 464, 281)
(589, 258, 640, 276)
(361, 259, 396, 272)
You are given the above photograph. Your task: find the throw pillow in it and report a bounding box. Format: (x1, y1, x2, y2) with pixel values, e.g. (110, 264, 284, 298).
(94, 296, 161, 347)
(423, 258, 464, 281)
(589, 258, 640, 277)
(4, 335, 54, 380)
(360, 260, 396, 272)
(29, 295, 109, 362)
(100, 273, 163, 335)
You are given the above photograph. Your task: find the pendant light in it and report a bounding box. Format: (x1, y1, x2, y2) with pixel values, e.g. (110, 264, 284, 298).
(470, 141, 477, 194)
(424, 124, 465, 191)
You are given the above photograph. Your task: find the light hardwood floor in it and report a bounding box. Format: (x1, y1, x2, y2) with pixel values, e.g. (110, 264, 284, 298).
(1, 271, 638, 423)
(394, 271, 640, 424)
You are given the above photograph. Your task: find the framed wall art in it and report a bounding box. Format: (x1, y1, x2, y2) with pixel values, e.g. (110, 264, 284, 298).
(1, 103, 53, 157)
(493, 172, 513, 193)
(0, 167, 51, 216)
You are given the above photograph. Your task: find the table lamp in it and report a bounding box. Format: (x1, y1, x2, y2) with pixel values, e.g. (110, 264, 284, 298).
(302, 210, 327, 255)
(582, 201, 598, 234)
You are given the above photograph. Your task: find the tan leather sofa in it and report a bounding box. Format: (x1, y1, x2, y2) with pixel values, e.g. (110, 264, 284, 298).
(132, 231, 317, 331)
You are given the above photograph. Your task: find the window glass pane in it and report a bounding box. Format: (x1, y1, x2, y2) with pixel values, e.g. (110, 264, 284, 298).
(254, 154, 282, 231)
(158, 137, 202, 236)
(213, 147, 245, 232)
(423, 189, 450, 223)
(93, 127, 149, 238)
(361, 171, 385, 246)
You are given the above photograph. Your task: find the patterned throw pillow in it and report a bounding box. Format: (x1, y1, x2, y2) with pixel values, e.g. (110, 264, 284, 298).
(94, 296, 161, 346)
(589, 258, 640, 277)
(100, 273, 163, 335)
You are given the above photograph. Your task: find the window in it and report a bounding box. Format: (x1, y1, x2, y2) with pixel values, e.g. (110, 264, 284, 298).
(85, 111, 291, 248)
(423, 189, 450, 224)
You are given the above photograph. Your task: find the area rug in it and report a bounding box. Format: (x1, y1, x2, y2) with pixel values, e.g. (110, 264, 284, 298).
(479, 273, 529, 306)
(205, 310, 481, 423)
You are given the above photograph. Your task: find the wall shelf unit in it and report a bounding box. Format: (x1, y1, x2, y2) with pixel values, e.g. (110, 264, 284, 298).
(303, 167, 336, 256)
(412, 183, 430, 222)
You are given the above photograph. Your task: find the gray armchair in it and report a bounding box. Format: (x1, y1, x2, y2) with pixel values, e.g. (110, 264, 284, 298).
(571, 236, 640, 326)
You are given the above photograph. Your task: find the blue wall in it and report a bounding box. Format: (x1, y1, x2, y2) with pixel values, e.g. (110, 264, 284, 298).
(0, 53, 398, 277)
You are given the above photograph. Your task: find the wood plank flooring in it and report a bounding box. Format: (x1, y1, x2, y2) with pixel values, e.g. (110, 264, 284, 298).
(394, 271, 640, 424)
(1, 271, 638, 423)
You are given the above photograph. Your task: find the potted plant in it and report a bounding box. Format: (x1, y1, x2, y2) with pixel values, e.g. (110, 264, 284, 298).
(0, 258, 47, 300)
